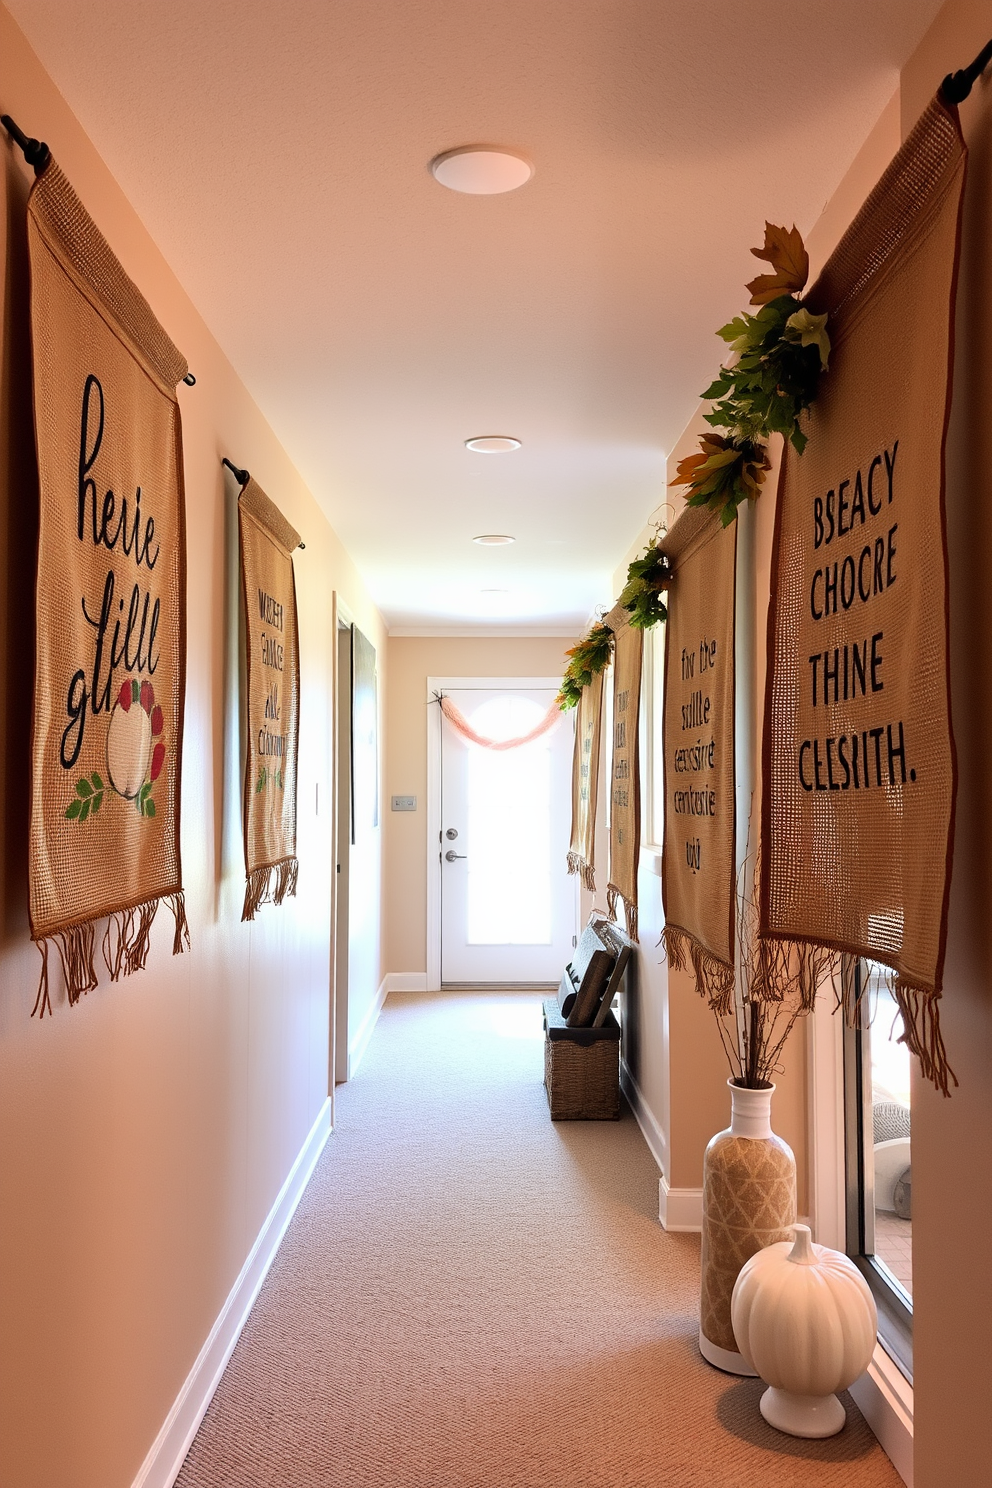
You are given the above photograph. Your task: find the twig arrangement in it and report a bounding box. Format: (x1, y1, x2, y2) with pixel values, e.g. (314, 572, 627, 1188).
(704, 852, 836, 1088)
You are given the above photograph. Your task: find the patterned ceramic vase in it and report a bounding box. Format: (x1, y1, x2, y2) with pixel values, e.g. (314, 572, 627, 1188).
(698, 1080, 796, 1375)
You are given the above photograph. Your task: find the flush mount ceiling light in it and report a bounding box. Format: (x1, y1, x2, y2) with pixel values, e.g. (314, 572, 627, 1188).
(430, 147, 533, 195)
(472, 534, 515, 546)
(465, 435, 522, 453)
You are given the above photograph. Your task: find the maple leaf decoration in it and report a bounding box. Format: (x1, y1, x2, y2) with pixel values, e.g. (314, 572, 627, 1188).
(745, 222, 809, 307)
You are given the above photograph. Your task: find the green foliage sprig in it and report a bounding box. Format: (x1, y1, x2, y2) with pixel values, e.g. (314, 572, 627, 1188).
(673, 223, 830, 526)
(618, 542, 671, 629)
(556, 622, 614, 711)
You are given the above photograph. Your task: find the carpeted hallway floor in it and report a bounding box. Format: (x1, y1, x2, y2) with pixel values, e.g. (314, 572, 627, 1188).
(176, 990, 902, 1487)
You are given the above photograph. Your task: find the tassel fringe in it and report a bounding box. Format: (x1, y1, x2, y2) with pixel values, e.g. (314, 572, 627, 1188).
(242, 857, 299, 922)
(661, 926, 735, 1014)
(33, 892, 191, 1016)
(894, 978, 956, 1097)
(606, 883, 638, 943)
(32, 920, 98, 1016)
(566, 851, 596, 892)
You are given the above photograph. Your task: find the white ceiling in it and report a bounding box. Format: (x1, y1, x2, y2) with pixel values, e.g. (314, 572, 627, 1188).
(8, 0, 946, 633)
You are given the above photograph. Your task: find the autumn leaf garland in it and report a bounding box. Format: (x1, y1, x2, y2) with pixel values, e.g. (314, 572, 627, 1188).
(556, 622, 614, 710)
(672, 222, 830, 526)
(560, 224, 830, 706)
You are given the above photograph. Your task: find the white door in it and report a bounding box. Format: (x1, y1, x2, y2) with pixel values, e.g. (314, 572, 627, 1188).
(440, 684, 577, 984)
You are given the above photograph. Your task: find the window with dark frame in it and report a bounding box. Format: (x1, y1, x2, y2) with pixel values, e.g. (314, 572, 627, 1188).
(843, 958, 913, 1380)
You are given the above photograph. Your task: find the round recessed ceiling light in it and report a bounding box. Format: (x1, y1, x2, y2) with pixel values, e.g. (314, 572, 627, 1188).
(473, 534, 515, 546)
(481, 588, 509, 595)
(430, 147, 533, 195)
(465, 435, 521, 454)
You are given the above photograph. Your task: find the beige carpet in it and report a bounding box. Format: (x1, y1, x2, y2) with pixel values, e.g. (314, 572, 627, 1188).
(176, 990, 901, 1488)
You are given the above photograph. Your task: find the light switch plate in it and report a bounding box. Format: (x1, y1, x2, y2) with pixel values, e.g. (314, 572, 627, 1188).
(391, 795, 417, 812)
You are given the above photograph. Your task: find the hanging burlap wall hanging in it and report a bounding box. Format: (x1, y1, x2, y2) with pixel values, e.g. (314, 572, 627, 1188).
(238, 476, 302, 920)
(605, 604, 642, 940)
(26, 159, 190, 1014)
(661, 506, 738, 1008)
(761, 97, 966, 1092)
(566, 668, 605, 891)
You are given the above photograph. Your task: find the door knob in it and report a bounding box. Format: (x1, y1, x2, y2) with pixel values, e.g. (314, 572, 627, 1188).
(445, 850, 467, 862)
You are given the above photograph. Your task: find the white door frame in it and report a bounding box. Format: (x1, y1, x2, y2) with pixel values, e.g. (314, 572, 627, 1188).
(426, 676, 566, 992)
(332, 594, 356, 1087)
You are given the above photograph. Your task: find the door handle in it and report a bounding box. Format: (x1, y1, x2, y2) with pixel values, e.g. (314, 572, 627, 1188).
(445, 850, 467, 862)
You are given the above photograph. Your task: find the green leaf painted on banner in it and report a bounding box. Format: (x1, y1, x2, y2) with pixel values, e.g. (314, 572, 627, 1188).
(66, 799, 81, 819)
(76, 778, 92, 797)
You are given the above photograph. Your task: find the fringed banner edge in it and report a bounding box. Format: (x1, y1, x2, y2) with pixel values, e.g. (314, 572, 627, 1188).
(566, 851, 596, 893)
(606, 882, 638, 944)
(31, 889, 190, 1018)
(242, 856, 299, 923)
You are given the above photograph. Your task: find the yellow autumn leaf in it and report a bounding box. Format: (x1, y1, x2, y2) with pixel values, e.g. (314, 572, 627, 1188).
(745, 221, 809, 306)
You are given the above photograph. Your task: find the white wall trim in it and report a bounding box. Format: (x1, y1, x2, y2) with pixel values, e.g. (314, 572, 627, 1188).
(384, 972, 428, 993)
(619, 1060, 705, 1231)
(348, 975, 390, 1077)
(426, 677, 565, 993)
(131, 1097, 332, 1488)
(658, 1175, 704, 1233)
(850, 1344, 914, 1487)
(620, 1059, 668, 1175)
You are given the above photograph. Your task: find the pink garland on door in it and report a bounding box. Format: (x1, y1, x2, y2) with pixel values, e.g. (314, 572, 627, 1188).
(438, 695, 563, 751)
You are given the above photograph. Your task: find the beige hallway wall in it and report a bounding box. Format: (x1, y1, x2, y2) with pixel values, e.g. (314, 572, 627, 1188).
(384, 634, 576, 975)
(0, 7, 386, 1488)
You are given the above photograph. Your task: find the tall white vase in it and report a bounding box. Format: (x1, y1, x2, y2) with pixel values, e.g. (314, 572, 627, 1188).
(699, 1081, 797, 1375)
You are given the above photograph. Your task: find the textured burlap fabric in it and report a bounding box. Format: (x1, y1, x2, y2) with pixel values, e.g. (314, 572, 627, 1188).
(661, 507, 737, 1010)
(566, 668, 604, 891)
(238, 477, 301, 920)
(605, 605, 641, 940)
(761, 97, 966, 1092)
(26, 159, 189, 1013)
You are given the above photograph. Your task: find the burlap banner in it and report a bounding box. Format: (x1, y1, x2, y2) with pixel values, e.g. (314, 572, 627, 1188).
(661, 507, 737, 1009)
(605, 605, 642, 940)
(26, 159, 189, 1014)
(238, 477, 301, 920)
(761, 96, 966, 1092)
(566, 668, 605, 891)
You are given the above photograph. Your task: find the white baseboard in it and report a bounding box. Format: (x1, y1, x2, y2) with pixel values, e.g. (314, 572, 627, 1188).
(132, 1096, 332, 1488)
(659, 1175, 703, 1232)
(384, 972, 428, 993)
(849, 1344, 913, 1487)
(619, 1060, 668, 1173)
(347, 978, 391, 1077)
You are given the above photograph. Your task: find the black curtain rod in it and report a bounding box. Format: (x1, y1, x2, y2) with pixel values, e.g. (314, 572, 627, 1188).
(223, 456, 251, 486)
(1, 111, 49, 172)
(224, 457, 306, 547)
(1, 111, 196, 386)
(941, 36, 992, 103)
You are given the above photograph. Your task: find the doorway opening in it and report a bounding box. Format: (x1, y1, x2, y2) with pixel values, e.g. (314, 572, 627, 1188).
(427, 677, 577, 988)
(333, 604, 353, 1085)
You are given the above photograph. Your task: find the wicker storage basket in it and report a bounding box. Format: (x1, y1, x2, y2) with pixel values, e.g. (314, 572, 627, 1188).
(543, 997, 620, 1120)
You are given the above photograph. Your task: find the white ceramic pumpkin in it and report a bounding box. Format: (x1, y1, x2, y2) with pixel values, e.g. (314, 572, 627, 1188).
(731, 1225, 877, 1438)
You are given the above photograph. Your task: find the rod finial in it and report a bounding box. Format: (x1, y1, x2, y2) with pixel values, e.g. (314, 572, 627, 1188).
(1, 113, 50, 174)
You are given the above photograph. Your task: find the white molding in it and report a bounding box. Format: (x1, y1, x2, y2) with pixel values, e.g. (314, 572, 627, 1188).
(619, 1060, 705, 1232)
(390, 626, 580, 638)
(849, 1344, 914, 1487)
(426, 677, 564, 993)
(384, 972, 428, 993)
(620, 1060, 668, 1175)
(659, 1176, 703, 1233)
(131, 1098, 331, 1488)
(348, 976, 390, 1077)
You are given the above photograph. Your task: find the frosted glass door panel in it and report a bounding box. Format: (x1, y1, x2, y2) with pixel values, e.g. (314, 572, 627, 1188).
(440, 687, 576, 984)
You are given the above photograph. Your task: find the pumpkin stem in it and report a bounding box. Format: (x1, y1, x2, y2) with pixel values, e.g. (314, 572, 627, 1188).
(788, 1224, 816, 1265)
